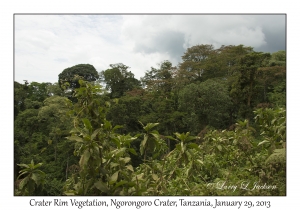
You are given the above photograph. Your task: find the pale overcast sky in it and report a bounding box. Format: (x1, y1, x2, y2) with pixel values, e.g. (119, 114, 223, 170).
(14, 14, 286, 84)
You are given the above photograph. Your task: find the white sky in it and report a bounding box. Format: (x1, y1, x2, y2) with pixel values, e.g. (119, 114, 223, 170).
(14, 14, 286, 84)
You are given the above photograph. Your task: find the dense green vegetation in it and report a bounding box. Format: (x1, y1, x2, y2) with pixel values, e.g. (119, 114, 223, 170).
(14, 44, 286, 196)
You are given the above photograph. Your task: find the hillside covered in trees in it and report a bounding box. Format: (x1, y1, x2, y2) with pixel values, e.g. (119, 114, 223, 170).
(14, 44, 286, 196)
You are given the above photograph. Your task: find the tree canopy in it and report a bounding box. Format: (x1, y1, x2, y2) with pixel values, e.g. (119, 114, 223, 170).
(100, 63, 141, 98)
(58, 64, 99, 100)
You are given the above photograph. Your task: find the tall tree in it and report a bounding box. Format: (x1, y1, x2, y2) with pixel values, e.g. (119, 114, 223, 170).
(178, 79, 233, 133)
(58, 64, 99, 100)
(47, 82, 64, 96)
(141, 60, 175, 95)
(257, 50, 286, 107)
(178, 44, 216, 83)
(38, 96, 73, 161)
(229, 52, 271, 119)
(27, 82, 52, 102)
(14, 81, 28, 119)
(216, 45, 254, 78)
(100, 63, 141, 98)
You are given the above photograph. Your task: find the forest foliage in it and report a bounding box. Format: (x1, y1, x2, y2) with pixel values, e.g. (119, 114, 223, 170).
(14, 44, 286, 196)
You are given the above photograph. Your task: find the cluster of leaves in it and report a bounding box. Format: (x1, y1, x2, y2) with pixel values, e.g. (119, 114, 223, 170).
(15, 160, 45, 196)
(18, 79, 285, 196)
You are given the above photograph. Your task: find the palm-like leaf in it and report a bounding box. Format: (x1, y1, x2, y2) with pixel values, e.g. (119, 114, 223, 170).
(16, 160, 45, 195)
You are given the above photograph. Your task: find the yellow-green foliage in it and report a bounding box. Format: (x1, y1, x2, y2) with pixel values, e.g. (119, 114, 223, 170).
(265, 148, 286, 169)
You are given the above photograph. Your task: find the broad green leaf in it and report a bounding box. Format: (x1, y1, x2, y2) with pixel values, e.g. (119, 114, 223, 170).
(144, 123, 159, 132)
(33, 163, 43, 169)
(142, 135, 148, 147)
(271, 118, 276, 125)
(174, 132, 183, 140)
(258, 140, 270, 147)
(196, 159, 204, 165)
(91, 128, 101, 140)
(31, 173, 40, 185)
(126, 165, 134, 172)
(67, 135, 83, 142)
(128, 148, 137, 156)
(136, 173, 144, 180)
(112, 147, 126, 157)
(79, 150, 90, 167)
(112, 125, 123, 132)
(188, 143, 200, 151)
(151, 132, 161, 140)
(127, 181, 136, 187)
(186, 136, 197, 142)
(138, 121, 145, 128)
(140, 136, 148, 155)
(17, 164, 30, 169)
(103, 119, 112, 130)
(150, 130, 159, 135)
(17, 171, 29, 180)
(94, 180, 108, 193)
(181, 142, 185, 153)
(34, 170, 45, 176)
(82, 118, 92, 133)
(217, 145, 222, 151)
(19, 176, 29, 190)
(124, 136, 138, 144)
(110, 162, 119, 168)
(110, 171, 119, 182)
(152, 174, 159, 181)
(64, 191, 76, 196)
(123, 157, 131, 164)
(115, 180, 127, 188)
(112, 137, 121, 148)
(165, 135, 176, 141)
(175, 144, 181, 152)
